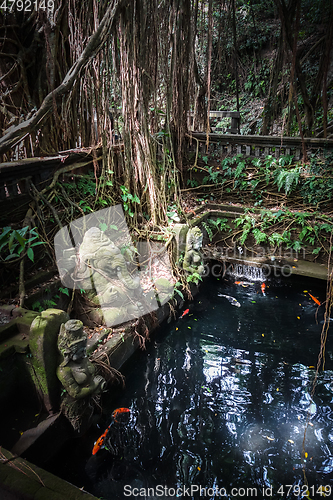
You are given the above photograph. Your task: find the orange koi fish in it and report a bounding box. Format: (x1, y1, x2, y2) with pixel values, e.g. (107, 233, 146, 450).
(92, 408, 131, 455)
(308, 293, 321, 306)
(112, 407, 130, 423)
(92, 425, 110, 455)
(180, 308, 190, 319)
(261, 283, 266, 295)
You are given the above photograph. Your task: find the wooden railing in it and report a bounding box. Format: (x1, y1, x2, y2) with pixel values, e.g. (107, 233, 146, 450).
(0, 144, 123, 201)
(1, 131, 333, 204)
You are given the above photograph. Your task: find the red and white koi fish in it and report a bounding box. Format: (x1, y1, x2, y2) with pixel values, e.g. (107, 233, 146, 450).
(308, 293, 321, 306)
(92, 425, 111, 455)
(180, 308, 190, 319)
(92, 407, 130, 454)
(112, 407, 130, 423)
(261, 283, 266, 295)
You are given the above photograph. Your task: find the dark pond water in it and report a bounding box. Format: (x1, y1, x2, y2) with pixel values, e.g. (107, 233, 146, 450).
(48, 273, 333, 499)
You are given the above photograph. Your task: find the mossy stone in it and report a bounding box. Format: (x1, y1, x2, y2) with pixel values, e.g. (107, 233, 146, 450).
(29, 309, 69, 412)
(172, 224, 189, 263)
(155, 277, 174, 305)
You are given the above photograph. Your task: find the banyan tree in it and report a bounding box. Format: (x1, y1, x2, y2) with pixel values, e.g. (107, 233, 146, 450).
(0, 0, 209, 225)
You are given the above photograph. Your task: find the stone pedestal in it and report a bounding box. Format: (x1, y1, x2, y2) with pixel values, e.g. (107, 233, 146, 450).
(29, 309, 69, 413)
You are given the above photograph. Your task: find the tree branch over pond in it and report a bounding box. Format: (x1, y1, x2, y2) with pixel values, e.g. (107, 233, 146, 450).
(0, 0, 126, 157)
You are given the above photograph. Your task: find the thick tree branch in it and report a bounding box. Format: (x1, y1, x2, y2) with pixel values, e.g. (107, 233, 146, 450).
(0, 0, 125, 157)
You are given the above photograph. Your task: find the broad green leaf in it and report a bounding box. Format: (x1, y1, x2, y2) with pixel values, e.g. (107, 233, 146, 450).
(14, 231, 27, 248)
(27, 247, 34, 262)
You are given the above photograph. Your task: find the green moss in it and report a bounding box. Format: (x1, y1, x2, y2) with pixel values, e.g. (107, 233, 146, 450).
(29, 309, 69, 411)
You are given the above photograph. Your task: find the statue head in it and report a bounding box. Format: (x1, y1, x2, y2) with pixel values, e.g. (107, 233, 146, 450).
(79, 227, 116, 262)
(186, 227, 203, 251)
(58, 319, 87, 366)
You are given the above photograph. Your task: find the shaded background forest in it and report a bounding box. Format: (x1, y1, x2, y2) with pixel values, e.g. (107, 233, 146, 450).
(0, 0, 333, 255)
(1, 0, 333, 155)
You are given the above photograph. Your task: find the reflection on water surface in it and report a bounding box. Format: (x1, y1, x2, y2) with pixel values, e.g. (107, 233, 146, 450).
(53, 275, 333, 498)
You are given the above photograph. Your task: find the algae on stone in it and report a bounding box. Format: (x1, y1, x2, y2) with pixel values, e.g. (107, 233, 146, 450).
(183, 227, 204, 275)
(29, 309, 69, 412)
(56, 319, 106, 432)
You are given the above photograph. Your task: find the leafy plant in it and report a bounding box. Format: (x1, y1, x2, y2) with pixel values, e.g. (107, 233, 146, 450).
(120, 185, 140, 217)
(167, 204, 181, 223)
(78, 200, 93, 213)
(186, 272, 202, 285)
(32, 298, 57, 312)
(202, 218, 231, 242)
(173, 281, 184, 300)
(202, 166, 222, 184)
(274, 166, 301, 195)
(187, 178, 199, 188)
(235, 214, 256, 245)
(202, 221, 214, 241)
(0, 226, 45, 262)
(301, 153, 333, 205)
(231, 206, 332, 254)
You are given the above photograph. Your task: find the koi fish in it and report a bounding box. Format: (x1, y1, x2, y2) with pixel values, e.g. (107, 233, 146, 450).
(234, 281, 254, 287)
(92, 425, 110, 455)
(261, 283, 266, 295)
(180, 308, 190, 319)
(308, 293, 321, 306)
(218, 294, 241, 307)
(92, 407, 131, 455)
(112, 407, 130, 423)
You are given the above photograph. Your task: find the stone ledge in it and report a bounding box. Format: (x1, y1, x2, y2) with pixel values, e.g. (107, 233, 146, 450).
(186, 205, 331, 281)
(0, 448, 99, 500)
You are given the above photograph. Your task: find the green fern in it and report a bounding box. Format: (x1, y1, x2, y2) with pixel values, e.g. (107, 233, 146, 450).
(240, 228, 251, 245)
(234, 160, 246, 178)
(276, 170, 288, 192)
(202, 221, 214, 241)
(252, 227, 267, 244)
(275, 167, 300, 194)
(268, 232, 285, 246)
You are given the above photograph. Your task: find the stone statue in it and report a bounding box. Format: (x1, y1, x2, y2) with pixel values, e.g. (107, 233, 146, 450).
(57, 319, 106, 431)
(71, 227, 146, 326)
(74, 227, 140, 295)
(183, 227, 204, 276)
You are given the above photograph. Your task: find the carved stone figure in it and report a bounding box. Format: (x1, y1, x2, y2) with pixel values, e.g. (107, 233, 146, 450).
(57, 319, 106, 432)
(75, 227, 140, 295)
(183, 227, 204, 275)
(71, 227, 145, 326)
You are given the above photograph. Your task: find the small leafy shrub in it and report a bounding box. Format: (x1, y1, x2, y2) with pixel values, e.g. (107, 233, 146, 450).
(0, 226, 44, 262)
(274, 165, 301, 195)
(301, 154, 333, 205)
(234, 208, 333, 254)
(167, 204, 181, 223)
(202, 218, 232, 241)
(32, 298, 57, 312)
(120, 185, 141, 217)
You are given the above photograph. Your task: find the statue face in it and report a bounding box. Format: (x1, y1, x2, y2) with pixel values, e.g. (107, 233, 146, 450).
(193, 236, 203, 250)
(72, 345, 87, 362)
(68, 338, 87, 362)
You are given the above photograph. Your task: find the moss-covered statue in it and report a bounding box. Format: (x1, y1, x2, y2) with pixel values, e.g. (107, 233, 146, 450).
(183, 227, 204, 275)
(71, 227, 145, 326)
(57, 319, 106, 432)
